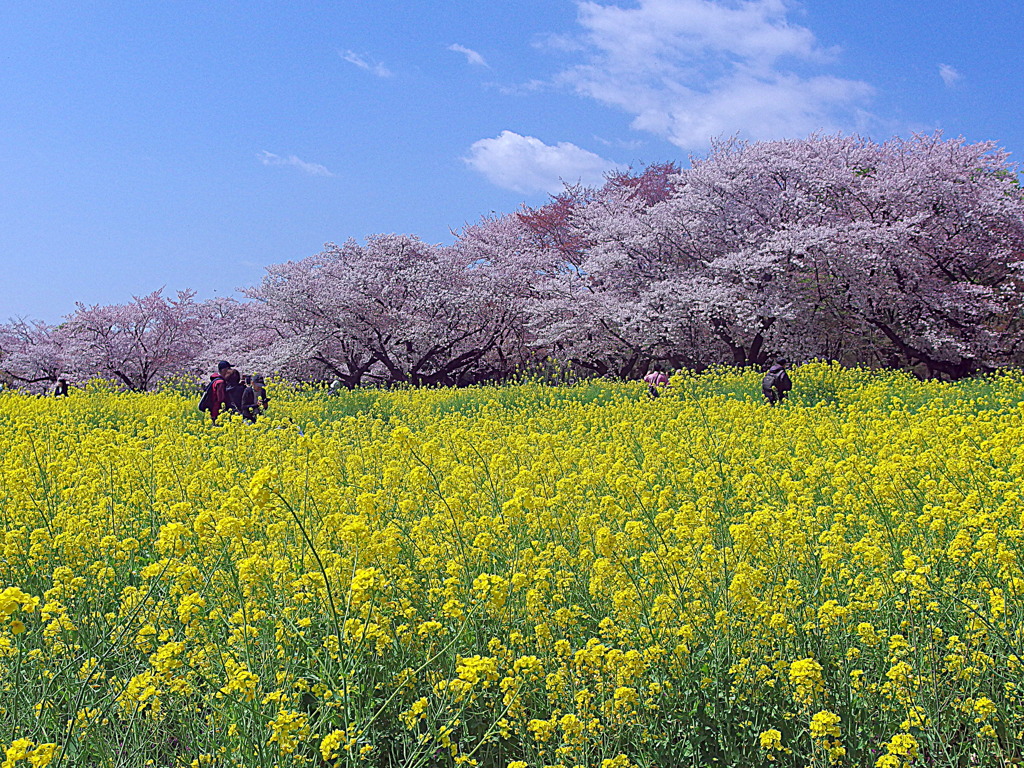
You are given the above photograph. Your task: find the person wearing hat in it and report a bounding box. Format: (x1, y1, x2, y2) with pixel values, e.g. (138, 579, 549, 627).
(251, 375, 270, 413)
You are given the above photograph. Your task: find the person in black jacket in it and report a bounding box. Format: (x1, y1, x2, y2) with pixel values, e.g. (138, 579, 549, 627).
(251, 375, 270, 415)
(224, 367, 264, 423)
(762, 362, 792, 404)
(221, 368, 245, 414)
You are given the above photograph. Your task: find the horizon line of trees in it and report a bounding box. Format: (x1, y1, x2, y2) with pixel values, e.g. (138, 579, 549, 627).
(4, 132, 1024, 392)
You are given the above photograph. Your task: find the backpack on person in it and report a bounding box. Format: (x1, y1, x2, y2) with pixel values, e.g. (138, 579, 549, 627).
(763, 370, 791, 392)
(762, 365, 792, 404)
(198, 376, 225, 413)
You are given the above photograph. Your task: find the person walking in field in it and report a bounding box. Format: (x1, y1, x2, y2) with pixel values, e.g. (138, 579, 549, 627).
(198, 361, 230, 423)
(251, 375, 270, 414)
(220, 367, 252, 421)
(762, 361, 792, 404)
(643, 369, 669, 399)
(52, 377, 70, 397)
(220, 367, 265, 423)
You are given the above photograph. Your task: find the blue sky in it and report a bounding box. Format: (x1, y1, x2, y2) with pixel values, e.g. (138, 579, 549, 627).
(2, 0, 1022, 322)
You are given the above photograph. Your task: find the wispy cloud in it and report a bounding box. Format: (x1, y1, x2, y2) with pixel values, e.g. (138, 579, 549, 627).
(592, 133, 645, 151)
(939, 63, 962, 88)
(257, 151, 334, 177)
(449, 43, 488, 67)
(465, 130, 623, 194)
(550, 0, 873, 149)
(340, 49, 393, 78)
(490, 79, 550, 96)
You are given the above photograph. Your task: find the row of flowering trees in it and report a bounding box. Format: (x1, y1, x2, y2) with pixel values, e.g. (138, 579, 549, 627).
(3, 132, 1024, 391)
(0, 291, 213, 392)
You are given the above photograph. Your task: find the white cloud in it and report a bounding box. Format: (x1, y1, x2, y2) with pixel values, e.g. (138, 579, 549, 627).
(593, 134, 645, 151)
(257, 151, 334, 177)
(554, 0, 873, 149)
(939, 63, 962, 88)
(340, 49, 393, 78)
(449, 43, 488, 67)
(491, 79, 550, 96)
(465, 130, 622, 194)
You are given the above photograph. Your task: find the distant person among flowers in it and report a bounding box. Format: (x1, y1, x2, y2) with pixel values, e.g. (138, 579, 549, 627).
(52, 378, 70, 397)
(219, 367, 254, 423)
(762, 361, 792, 405)
(251, 375, 270, 414)
(643, 370, 669, 399)
(198, 361, 229, 423)
(234, 373, 264, 423)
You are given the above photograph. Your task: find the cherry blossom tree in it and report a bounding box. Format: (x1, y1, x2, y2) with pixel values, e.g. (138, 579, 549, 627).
(194, 296, 289, 381)
(0, 319, 74, 391)
(248, 233, 529, 386)
(64, 289, 208, 390)
(556, 134, 1024, 376)
(517, 163, 708, 376)
(682, 133, 1024, 375)
(446, 215, 540, 381)
(242, 251, 387, 386)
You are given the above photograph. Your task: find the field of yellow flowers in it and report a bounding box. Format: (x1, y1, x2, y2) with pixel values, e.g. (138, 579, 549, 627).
(1, 363, 1023, 768)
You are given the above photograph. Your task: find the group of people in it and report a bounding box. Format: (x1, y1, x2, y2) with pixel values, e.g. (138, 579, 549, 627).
(643, 361, 792, 404)
(198, 361, 269, 424)
(22, 360, 791, 411)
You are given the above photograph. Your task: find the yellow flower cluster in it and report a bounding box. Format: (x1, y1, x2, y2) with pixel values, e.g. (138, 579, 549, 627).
(1, 739, 55, 768)
(0, 362, 1022, 766)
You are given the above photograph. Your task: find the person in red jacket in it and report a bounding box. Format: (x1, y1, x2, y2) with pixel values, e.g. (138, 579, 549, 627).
(198, 361, 230, 423)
